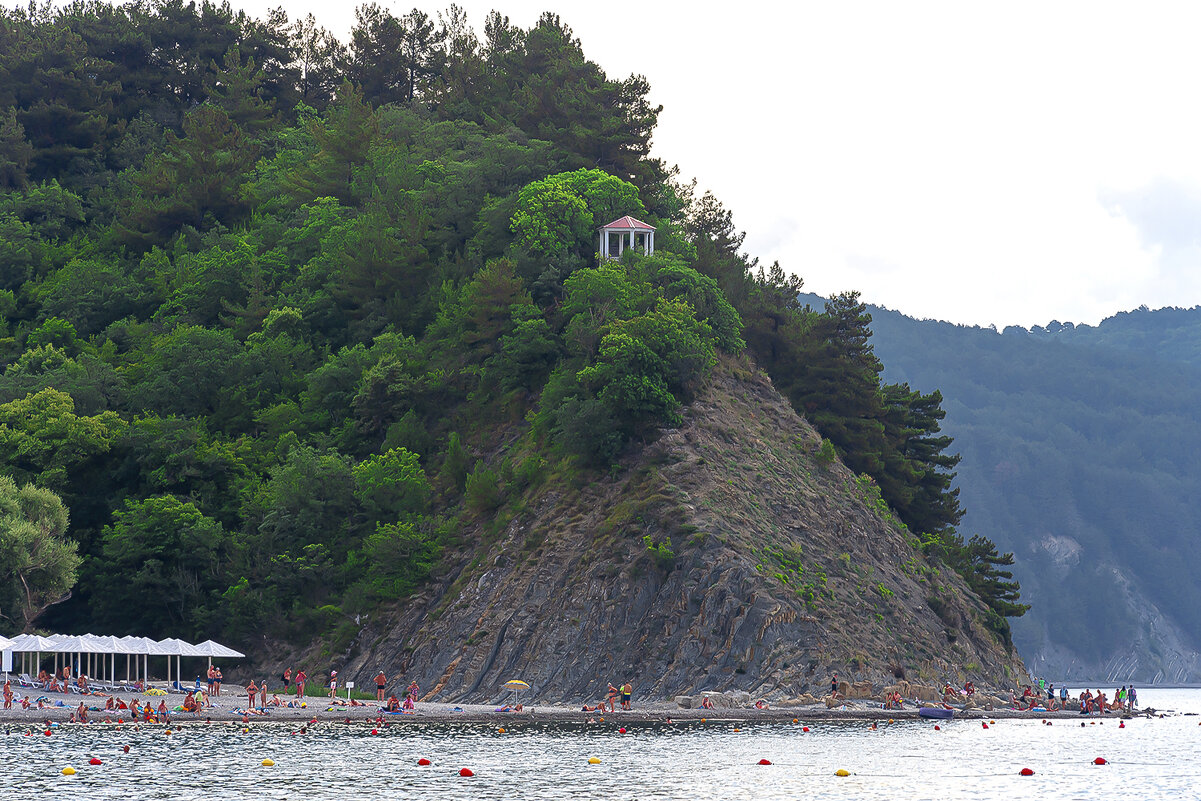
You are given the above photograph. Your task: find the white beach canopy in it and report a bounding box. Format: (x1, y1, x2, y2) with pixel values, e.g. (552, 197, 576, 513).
(192, 639, 245, 668)
(158, 638, 206, 686)
(4, 633, 242, 685)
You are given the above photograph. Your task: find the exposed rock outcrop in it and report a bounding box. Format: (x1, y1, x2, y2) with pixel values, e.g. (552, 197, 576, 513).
(333, 359, 1027, 702)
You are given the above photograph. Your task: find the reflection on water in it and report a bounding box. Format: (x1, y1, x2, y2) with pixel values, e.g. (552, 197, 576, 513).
(4, 689, 1201, 800)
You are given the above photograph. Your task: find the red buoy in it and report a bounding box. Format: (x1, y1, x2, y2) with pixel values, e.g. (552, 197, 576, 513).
(122, 745, 130, 753)
(934, 725, 941, 731)
(44, 730, 51, 737)
(417, 758, 431, 766)
(982, 723, 989, 729)
(370, 729, 378, 735)
(758, 759, 772, 765)
(1094, 757, 1107, 765)
(802, 726, 810, 732)
(89, 758, 102, 765)
(1019, 768, 1034, 776)
(459, 768, 475, 777)
(618, 727, 627, 734)
(1119, 722, 1125, 728)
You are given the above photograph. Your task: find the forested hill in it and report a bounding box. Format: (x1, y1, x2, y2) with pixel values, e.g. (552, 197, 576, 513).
(852, 298, 1201, 683)
(0, 2, 1025, 693)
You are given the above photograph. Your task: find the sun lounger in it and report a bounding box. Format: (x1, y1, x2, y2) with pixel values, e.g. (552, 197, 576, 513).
(17, 673, 35, 688)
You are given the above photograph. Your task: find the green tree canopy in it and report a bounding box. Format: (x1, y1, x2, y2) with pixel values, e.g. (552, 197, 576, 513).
(0, 476, 79, 632)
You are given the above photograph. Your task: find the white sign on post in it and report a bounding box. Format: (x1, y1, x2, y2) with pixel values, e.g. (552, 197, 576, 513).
(346, 680, 354, 701)
(2, 649, 11, 674)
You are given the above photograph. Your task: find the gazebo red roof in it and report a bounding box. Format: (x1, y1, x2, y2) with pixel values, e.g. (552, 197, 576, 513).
(601, 215, 656, 231)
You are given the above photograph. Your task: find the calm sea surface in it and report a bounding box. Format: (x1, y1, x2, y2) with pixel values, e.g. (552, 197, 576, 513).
(4, 688, 1200, 800)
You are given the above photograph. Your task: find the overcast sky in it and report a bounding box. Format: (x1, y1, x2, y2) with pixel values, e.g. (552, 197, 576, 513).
(68, 1, 1201, 326)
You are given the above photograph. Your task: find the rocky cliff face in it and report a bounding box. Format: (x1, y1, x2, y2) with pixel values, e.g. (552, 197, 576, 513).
(335, 358, 1028, 702)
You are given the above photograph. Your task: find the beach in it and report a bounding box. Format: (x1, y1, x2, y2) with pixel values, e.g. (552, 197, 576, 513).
(0, 684, 1160, 727)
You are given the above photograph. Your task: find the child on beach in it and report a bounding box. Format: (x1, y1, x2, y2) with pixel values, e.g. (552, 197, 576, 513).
(328, 671, 338, 698)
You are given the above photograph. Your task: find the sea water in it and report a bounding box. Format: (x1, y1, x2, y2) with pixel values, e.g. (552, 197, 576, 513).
(4, 688, 1199, 800)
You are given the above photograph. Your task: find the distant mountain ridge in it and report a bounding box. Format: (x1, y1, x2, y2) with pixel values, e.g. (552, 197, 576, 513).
(801, 294, 1201, 683)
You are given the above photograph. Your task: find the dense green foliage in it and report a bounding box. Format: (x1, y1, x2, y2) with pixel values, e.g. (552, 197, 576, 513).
(867, 302, 1201, 666)
(0, 476, 79, 631)
(0, 2, 994, 652)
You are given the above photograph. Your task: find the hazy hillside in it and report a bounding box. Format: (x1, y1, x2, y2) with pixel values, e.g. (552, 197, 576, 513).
(854, 299, 1201, 682)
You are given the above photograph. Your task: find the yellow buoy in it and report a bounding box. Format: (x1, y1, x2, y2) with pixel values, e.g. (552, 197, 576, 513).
(62, 767, 76, 776)
(262, 759, 275, 767)
(165, 729, 172, 735)
(835, 769, 850, 777)
(588, 757, 601, 764)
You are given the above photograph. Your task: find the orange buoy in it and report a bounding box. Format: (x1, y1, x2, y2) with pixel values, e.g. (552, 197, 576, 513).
(497, 727, 505, 734)
(459, 768, 475, 777)
(758, 759, 772, 765)
(1094, 757, 1107, 765)
(417, 758, 431, 766)
(792, 718, 798, 723)
(1019, 768, 1034, 776)
(733, 727, 741, 732)
(89, 758, 102, 765)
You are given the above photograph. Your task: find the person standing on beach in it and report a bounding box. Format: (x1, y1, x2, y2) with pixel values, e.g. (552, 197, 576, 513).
(606, 683, 619, 712)
(1129, 686, 1137, 711)
(329, 670, 338, 698)
(830, 675, 840, 699)
(621, 682, 633, 710)
(282, 667, 292, 694)
(3, 680, 11, 710)
(375, 671, 387, 702)
(296, 669, 307, 698)
(247, 679, 258, 710)
(215, 667, 223, 696)
(260, 679, 269, 710)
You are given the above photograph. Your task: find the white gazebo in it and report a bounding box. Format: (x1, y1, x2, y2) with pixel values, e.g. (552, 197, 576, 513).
(599, 215, 655, 260)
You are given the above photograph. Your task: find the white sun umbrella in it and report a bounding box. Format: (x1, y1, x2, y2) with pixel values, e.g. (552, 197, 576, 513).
(45, 634, 88, 679)
(7, 634, 59, 678)
(158, 638, 204, 688)
(192, 639, 245, 669)
(0, 634, 14, 680)
(117, 636, 160, 685)
(84, 635, 123, 686)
